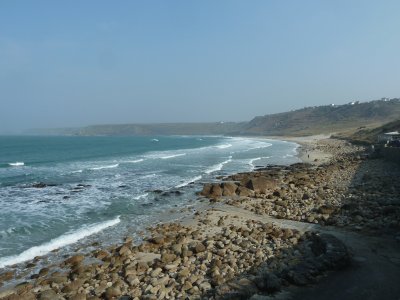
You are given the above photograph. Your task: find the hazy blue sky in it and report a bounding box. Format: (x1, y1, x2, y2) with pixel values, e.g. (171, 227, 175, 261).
(1, 1, 399, 132)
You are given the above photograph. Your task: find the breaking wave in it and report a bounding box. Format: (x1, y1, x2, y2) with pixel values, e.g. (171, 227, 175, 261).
(133, 193, 148, 200)
(205, 156, 232, 174)
(175, 175, 202, 188)
(0, 216, 121, 268)
(90, 164, 119, 170)
(248, 156, 271, 169)
(126, 159, 144, 163)
(161, 153, 186, 159)
(216, 144, 232, 149)
(8, 162, 24, 167)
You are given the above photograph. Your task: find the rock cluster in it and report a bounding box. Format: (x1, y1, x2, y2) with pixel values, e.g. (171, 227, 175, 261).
(201, 139, 400, 233)
(0, 223, 272, 299)
(0, 218, 350, 300)
(213, 233, 351, 299)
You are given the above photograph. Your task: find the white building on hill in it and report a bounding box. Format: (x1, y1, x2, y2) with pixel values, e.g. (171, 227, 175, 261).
(378, 131, 400, 143)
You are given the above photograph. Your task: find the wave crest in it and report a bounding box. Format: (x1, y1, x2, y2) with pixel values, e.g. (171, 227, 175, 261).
(216, 144, 232, 149)
(0, 216, 120, 268)
(90, 164, 119, 170)
(205, 156, 232, 174)
(9, 162, 24, 167)
(161, 153, 186, 160)
(248, 156, 270, 169)
(126, 159, 144, 163)
(175, 175, 202, 188)
(133, 193, 148, 200)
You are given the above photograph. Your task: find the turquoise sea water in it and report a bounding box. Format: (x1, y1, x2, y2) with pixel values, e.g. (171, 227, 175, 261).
(0, 135, 299, 269)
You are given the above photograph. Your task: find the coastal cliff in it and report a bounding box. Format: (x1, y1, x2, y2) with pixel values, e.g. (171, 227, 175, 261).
(26, 98, 400, 137)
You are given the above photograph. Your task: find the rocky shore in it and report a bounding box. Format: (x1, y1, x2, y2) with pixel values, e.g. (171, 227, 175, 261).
(203, 138, 400, 233)
(1, 137, 399, 300)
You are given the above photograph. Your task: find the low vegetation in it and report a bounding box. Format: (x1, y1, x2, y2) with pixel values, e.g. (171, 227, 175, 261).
(28, 98, 400, 137)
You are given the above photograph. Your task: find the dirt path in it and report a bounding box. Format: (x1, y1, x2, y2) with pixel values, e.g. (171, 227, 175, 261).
(210, 202, 400, 300)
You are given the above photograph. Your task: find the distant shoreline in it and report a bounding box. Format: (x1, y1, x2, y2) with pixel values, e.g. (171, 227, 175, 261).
(265, 134, 333, 165)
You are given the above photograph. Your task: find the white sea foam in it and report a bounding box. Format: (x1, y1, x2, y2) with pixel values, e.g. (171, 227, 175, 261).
(205, 156, 232, 174)
(0, 227, 17, 238)
(251, 143, 272, 150)
(249, 156, 271, 169)
(142, 138, 234, 159)
(126, 159, 144, 163)
(141, 174, 157, 179)
(0, 216, 121, 268)
(133, 193, 148, 200)
(144, 151, 187, 160)
(241, 143, 272, 152)
(9, 162, 24, 167)
(249, 157, 262, 166)
(161, 153, 186, 159)
(216, 144, 232, 149)
(90, 164, 119, 170)
(71, 170, 83, 173)
(175, 175, 202, 188)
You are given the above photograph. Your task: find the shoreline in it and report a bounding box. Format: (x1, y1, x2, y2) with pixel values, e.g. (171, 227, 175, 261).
(266, 134, 333, 165)
(0, 136, 298, 275)
(1, 135, 400, 299)
(0, 136, 346, 299)
(0, 136, 303, 296)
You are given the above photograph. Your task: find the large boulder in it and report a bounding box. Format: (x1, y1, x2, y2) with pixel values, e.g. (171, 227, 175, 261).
(221, 182, 238, 196)
(200, 183, 223, 198)
(318, 205, 336, 214)
(237, 186, 255, 197)
(38, 290, 60, 300)
(64, 255, 85, 266)
(209, 184, 223, 198)
(161, 253, 177, 264)
(200, 183, 212, 196)
(61, 279, 86, 293)
(245, 176, 276, 193)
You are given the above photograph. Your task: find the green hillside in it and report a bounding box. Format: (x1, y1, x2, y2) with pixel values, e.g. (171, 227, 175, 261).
(27, 98, 400, 137)
(334, 119, 400, 144)
(239, 98, 400, 136)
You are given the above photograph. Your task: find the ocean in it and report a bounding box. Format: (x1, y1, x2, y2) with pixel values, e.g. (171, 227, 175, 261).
(0, 135, 299, 271)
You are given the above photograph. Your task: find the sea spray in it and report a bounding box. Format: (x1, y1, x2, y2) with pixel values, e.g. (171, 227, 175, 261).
(0, 216, 120, 268)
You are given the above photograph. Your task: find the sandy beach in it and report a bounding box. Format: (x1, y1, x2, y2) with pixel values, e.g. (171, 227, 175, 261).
(1, 135, 399, 300)
(278, 135, 333, 165)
